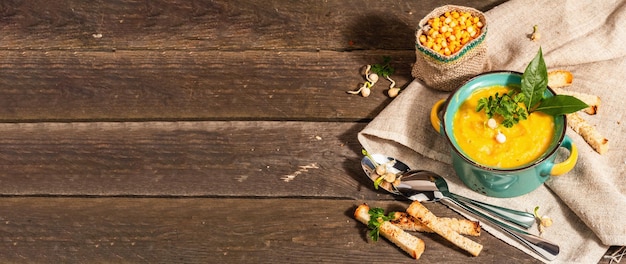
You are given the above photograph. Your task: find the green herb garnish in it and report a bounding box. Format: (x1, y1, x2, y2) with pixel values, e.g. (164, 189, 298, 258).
(370, 56, 395, 78)
(521, 47, 549, 112)
(476, 90, 528, 128)
(367, 207, 396, 242)
(533, 95, 590, 115)
(476, 48, 588, 127)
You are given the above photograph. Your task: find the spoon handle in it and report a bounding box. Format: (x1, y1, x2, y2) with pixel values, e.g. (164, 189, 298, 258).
(451, 193, 536, 229)
(441, 198, 559, 261)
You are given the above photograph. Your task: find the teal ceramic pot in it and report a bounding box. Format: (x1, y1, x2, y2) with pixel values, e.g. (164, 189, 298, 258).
(430, 71, 578, 198)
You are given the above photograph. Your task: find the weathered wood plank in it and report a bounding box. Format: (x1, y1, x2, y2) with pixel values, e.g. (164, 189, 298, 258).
(0, 0, 507, 51)
(0, 50, 422, 122)
(0, 0, 616, 262)
(0, 197, 541, 263)
(0, 121, 383, 198)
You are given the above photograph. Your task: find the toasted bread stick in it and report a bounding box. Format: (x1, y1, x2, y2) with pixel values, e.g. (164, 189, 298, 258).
(354, 204, 425, 259)
(547, 70, 573, 88)
(391, 212, 481, 236)
(407, 201, 483, 257)
(567, 112, 609, 154)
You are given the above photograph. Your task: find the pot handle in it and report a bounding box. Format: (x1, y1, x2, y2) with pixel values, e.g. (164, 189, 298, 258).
(430, 99, 446, 135)
(550, 135, 578, 176)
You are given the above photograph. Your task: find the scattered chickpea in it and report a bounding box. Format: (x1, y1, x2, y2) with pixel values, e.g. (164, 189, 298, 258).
(419, 10, 485, 56)
(375, 162, 387, 175)
(385, 76, 401, 98)
(487, 118, 498, 129)
(387, 87, 401, 98)
(495, 131, 506, 143)
(360, 86, 371, 97)
(375, 159, 397, 176)
(347, 82, 371, 97)
(383, 172, 397, 183)
(541, 216, 553, 228)
(368, 72, 379, 84)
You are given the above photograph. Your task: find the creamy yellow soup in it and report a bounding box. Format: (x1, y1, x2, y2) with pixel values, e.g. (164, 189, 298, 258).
(452, 86, 555, 168)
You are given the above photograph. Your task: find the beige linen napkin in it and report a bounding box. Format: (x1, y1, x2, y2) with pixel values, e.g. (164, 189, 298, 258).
(358, 0, 626, 262)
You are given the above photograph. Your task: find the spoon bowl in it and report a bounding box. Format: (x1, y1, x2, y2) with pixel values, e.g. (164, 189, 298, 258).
(360, 153, 409, 196)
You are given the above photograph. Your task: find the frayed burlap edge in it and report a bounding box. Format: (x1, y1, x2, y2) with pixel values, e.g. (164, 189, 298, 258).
(411, 5, 491, 91)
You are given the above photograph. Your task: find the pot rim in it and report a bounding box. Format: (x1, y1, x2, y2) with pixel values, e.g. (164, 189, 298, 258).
(441, 70, 567, 172)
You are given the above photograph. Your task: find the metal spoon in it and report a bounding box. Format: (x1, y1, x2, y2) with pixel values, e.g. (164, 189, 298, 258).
(361, 154, 559, 261)
(361, 154, 535, 228)
(418, 171, 537, 229)
(395, 171, 560, 261)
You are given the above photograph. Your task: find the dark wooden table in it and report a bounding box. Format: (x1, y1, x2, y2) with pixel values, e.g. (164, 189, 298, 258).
(0, 1, 618, 263)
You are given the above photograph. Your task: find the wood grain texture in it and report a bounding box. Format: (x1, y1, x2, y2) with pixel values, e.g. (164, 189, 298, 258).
(0, 0, 502, 122)
(0, 50, 415, 122)
(1, 0, 507, 51)
(0, 197, 541, 264)
(0, 0, 615, 262)
(0, 121, 379, 198)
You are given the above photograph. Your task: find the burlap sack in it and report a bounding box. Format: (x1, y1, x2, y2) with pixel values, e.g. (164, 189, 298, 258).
(412, 5, 491, 91)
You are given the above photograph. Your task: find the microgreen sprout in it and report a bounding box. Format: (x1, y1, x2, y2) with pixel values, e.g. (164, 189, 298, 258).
(348, 56, 404, 98)
(533, 206, 553, 235)
(370, 56, 402, 98)
(386, 76, 402, 98)
(362, 149, 379, 167)
(373, 175, 386, 190)
(363, 149, 385, 190)
(530, 25, 541, 42)
(362, 149, 400, 190)
(367, 207, 396, 242)
(365, 65, 379, 84)
(346, 82, 372, 97)
(348, 65, 378, 97)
